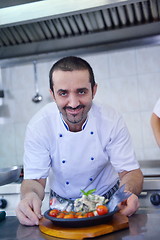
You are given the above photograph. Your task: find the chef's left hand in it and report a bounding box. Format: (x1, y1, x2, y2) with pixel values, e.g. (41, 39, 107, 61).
(118, 193, 139, 217)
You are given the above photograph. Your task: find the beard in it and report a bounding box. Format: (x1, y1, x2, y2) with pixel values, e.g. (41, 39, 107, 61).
(63, 105, 85, 124)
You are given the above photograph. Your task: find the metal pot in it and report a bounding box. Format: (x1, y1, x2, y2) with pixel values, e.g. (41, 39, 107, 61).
(0, 166, 21, 186)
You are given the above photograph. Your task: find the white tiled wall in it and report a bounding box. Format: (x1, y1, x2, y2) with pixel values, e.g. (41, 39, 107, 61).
(0, 44, 160, 168)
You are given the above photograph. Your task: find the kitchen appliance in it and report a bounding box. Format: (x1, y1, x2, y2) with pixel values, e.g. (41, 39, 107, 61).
(0, 166, 22, 219)
(0, 0, 160, 63)
(138, 160, 160, 213)
(0, 166, 21, 186)
(0, 211, 6, 221)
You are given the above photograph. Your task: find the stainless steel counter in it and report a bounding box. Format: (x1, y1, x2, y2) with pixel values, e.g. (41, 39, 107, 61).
(0, 213, 160, 240)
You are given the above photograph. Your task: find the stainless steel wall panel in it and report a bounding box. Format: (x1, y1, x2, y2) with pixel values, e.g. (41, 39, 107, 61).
(109, 8, 119, 27)
(9, 27, 23, 44)
(59, 18, 73, 36)
(38, 22, 52, 39)
(81, 13, 93, 32)
(67, 16, 79, 35)
(0, 0, 160, 60)
(53, 19, 66, 37)
(0, 29, 10, 46)
(126, 4, 135, 24)
(94, 11, 105, 30)
(88, 12, 99, 30)
(117, 5, 127, 25)
(142, 1, 150, 21)
(16, 26, 30, 43)
(1, 28, 16, 45)
(32, 22, 46, 40)
(101, 9, 112, 28)
(21, 25, 36, 42)
(74, 15, 86, 33)
(45, 20, 59, 38)
(133, 2, 143, 23)
(150, 0, 159, 19)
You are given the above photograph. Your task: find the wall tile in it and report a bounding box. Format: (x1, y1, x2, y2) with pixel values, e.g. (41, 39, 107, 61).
(138, 73, 160, 111)
(106, 75, 139, 113)
(81, 52, 110, 80)
(0, 124, 16, 168)
(141, 111, 159, 149)
(108, 49, 137, 78)
(122, 113, 143, 150)
(136, 45, 160, 74)
(4, 64, 34, 92)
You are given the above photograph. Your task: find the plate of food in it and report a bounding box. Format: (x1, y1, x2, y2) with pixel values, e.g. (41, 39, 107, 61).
(44, 189, 118, 227)
(44, 185, 131, 228)
(44, 207, 118, 228)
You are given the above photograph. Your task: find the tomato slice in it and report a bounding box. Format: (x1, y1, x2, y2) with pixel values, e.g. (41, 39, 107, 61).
(96, 205, 109, 216)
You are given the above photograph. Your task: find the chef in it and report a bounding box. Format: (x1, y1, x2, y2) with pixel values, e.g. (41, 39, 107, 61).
(16, 56, 143, 226)
(151, 97, 160, 147)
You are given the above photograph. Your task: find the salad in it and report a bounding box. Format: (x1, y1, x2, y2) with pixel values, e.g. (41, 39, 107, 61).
(48, 189, 109, 219)
(74, 189, 109, 213)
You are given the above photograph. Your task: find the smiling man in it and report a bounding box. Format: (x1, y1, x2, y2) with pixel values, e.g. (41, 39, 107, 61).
(16, 56, 143, 226)
(50, 69, 97, 131)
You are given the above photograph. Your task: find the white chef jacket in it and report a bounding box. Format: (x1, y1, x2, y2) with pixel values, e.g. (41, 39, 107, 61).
(24, 102, 139, 199)
(153, 98, 160, 117)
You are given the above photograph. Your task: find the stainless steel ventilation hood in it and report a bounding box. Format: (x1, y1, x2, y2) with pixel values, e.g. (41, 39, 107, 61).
(0, 0, 160, 63)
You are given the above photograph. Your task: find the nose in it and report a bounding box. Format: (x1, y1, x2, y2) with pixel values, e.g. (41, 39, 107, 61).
(67, 94, 80, 108)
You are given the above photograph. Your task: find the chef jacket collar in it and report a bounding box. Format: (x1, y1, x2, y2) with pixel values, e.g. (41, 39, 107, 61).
(60, 113, 88, 131)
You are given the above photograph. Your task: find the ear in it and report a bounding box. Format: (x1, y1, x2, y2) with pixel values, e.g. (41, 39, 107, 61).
(49, 89, 55, 101)
(92, 83, 97, 99)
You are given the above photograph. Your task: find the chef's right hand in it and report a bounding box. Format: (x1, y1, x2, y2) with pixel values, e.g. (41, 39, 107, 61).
(16, 192, 42, 226)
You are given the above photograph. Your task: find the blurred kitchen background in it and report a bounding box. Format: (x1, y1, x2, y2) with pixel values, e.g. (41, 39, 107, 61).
(0, 0, 160, 216)
(0, 0, 160, 168)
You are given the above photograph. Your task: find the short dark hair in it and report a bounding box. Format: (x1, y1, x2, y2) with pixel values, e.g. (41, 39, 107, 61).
(49, 56, 96, 92)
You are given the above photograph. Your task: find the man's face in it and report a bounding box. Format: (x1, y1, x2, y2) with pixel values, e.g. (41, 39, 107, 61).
(50, 69, 97, 131)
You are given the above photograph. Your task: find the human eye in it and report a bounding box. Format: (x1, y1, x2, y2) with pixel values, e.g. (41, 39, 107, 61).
(58, 90, 68, 97)
(78, 88, 87, 95)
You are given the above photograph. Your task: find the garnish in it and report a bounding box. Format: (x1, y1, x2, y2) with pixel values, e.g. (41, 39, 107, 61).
(80, 189, 96, 196)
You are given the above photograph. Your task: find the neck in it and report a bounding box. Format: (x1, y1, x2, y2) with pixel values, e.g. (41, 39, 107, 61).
(68, 123, 83, 132)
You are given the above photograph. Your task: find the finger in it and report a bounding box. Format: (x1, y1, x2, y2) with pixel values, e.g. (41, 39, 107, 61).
(16, 207, 39, 226)
(119, 206, 134, 217)
(119, 201, 139, 216)
(18, 203, 40, 225)
(32, 198, 42, 219)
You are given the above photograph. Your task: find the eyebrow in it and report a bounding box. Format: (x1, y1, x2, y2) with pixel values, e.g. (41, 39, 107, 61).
(57, 89, 67, 93)
(57, 88, 88, 93)
(77, 88, 88, 92)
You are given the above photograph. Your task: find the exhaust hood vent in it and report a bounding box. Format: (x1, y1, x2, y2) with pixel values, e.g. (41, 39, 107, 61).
(0, 0, 160, 61)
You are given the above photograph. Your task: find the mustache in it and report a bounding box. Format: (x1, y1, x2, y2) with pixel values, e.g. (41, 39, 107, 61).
(64, 105, 85, 110)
